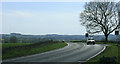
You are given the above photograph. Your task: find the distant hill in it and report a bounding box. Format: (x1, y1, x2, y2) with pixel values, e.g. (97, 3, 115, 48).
(1, 33, 120, 42)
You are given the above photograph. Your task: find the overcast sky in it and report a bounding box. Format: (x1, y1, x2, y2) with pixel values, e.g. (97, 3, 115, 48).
(2, 2, 88, 35)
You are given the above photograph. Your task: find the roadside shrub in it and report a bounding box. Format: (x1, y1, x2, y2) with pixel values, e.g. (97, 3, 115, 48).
(2, 40, 62, 53)
(99, 56, 117, 64)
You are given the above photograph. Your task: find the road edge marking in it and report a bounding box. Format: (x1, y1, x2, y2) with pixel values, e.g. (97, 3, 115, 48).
(86, 45, 106, 61)
(77, 45, 106, 63)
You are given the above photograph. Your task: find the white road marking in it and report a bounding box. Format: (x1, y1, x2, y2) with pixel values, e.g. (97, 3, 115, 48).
(86, 45, 106, 60)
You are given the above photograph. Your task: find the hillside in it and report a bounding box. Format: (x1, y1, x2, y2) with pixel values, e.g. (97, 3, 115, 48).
(1, 33, 120, 43)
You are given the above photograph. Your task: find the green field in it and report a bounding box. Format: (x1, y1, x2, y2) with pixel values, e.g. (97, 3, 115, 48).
(2, 42, 67, 59)
(2, 43, 32, 49)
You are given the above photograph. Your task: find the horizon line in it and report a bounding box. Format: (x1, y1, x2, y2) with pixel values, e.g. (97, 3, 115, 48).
(1, 33, 115, 35)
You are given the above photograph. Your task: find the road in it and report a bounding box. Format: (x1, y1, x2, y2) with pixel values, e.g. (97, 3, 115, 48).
(3, 43, 105, 64)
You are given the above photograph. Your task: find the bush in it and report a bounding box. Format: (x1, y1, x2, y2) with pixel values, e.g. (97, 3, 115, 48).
(99, 56, 117, 64)
(10, 36, 18, 43)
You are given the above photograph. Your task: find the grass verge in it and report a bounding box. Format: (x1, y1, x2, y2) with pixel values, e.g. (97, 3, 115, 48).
(2, 42, 67, 59)
(71, 41, 120, 64)
(84, 44, 119, 64)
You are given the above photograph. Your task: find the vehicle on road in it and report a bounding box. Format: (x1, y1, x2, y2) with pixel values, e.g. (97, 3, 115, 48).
(62, 40, 65, 42)
(87, 37, 95, 45)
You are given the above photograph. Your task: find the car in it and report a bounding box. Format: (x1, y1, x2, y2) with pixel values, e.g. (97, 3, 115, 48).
(87, 37, 95, 45)
(62, 40, 65, 42)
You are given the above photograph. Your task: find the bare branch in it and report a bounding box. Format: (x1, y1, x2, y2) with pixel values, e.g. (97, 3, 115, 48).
(80, 2, 119, 41)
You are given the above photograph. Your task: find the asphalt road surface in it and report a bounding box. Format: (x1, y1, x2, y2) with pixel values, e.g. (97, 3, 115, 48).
(3, 43, 105, 63)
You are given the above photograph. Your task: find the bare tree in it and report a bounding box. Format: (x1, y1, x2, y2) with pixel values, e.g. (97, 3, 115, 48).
(80, 2, 120, 41)
(117, 2, 120, 23)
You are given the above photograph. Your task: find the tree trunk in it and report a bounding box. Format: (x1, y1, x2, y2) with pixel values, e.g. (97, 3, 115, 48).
(105, 34, 108, 42)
